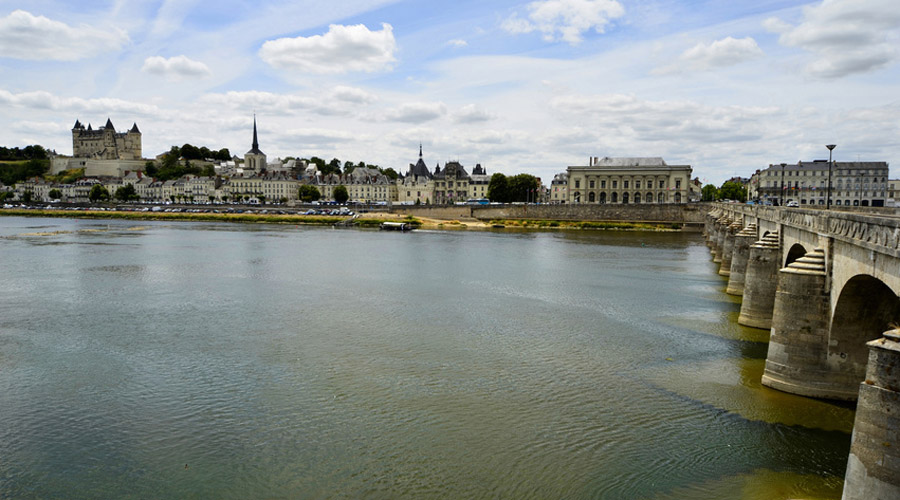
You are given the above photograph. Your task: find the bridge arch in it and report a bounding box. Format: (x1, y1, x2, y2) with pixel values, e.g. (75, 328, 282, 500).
(784, 243, 807, 267)
(828, 275, 900, 390)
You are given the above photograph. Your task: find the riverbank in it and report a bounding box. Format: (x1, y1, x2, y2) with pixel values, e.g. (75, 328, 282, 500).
(0, 208, 684, 231)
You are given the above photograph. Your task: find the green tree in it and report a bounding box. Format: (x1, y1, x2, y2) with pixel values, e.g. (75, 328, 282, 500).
(701, 184, 718, 202)
(487, 173, 509, 203)
(381, 167, 399, 180)
(48, 188, 62, 200)
(333, 185, 349, 204)
(144, 161, 158, 178)
(0, 158, 49, 186)
(89, 184, 110, 203)
(298, 184, 321, 202)
(717, 181, 746, 202)
(21, 190, 33, 203)
(508, 174, 540, 202)
(115, 183, 138, 202)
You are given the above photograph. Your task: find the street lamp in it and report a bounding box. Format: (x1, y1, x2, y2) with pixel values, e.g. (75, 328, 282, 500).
(780, 163, 786, 206)
(826, 144, 836, 209)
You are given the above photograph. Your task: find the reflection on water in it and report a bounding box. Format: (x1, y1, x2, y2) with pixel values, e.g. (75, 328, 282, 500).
(0, 217, 850, 499)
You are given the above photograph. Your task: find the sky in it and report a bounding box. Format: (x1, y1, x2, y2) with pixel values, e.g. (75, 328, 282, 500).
(0, 0, 898, 185)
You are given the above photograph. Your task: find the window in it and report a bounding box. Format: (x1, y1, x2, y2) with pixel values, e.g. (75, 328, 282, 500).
(589, 180, 595, 189)
(624, 181, 629, 189)
(575, 180, 580, 188)
(612, 180, 618, 189)
(601, 180, 606, 188)
(611, 192, 618, 203)
(675, 180, 681, 189)
(635, 181, 641, 189)
(622, 192, 629, 204)
(659, 180, 665, 189)
(588, 192, 595, 202)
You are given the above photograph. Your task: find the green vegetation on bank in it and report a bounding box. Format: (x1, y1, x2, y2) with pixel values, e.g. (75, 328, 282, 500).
(0, 208, 425, 230)
(0, 159, 50, 186)
(0, 208, 349, 225)
(487, 173, 540, 203)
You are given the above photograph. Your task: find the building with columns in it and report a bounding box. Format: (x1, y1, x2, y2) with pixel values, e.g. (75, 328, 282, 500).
(565, 157, 692, 204)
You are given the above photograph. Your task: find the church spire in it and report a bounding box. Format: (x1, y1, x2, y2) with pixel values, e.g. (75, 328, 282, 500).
(252, 114, 259, 151)
(419, 143, 422, 158)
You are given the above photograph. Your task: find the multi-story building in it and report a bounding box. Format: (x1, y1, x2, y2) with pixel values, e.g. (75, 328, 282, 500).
(72, 118, 142, 160)
(550, 172, 568, 203)
(756, 161, 890, 207)
(468, 164, 490, 200)
(397, 145, 434, 204)
(432, 161, 472, 204)
(565, 157, 692, 204)
(888, 179, 900, 207)
(314, 167, 396, 203)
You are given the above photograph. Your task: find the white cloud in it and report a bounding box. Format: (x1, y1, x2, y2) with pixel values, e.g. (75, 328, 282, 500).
(656, 37, 763, 75)
(0, 10, 128, 61)
(453, 104, 493, 123)
(142, 55, 212, 79)
(502, 0, 625, 44)
(259, 23, 397, 74)
(446, 39, 468, 48)
(765, 0, 900, 78)
(549, 93, 781, 144)
(0, 89, 161, 116)
(329, 86, 377, 104)
(201, 90, 367, 116)
(385, 102, 447, 123)
(281, 128, 357, 146)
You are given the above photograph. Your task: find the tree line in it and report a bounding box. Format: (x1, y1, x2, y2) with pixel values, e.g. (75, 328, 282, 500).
(487, 173, 541, 203)
(0, 144, 50, 186)
(701, 181, 746, 202)
(0, 145, 49, 161)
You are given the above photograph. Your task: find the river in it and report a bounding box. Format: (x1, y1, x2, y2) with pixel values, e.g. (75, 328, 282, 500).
(0, 216, 853, 499)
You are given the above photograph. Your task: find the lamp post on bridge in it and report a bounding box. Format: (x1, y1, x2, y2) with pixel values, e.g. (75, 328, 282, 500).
(826, 144, 836, 209)
(780, 163, 786, 206)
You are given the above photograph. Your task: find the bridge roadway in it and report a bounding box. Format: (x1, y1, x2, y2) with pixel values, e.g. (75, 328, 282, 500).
(707, 204, 900, 499)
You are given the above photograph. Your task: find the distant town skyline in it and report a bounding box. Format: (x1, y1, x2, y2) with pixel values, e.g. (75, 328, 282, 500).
(0, 0, 898, 185)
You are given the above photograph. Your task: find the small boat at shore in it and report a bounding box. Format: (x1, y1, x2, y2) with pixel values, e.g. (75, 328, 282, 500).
(380, 221, 412, 231)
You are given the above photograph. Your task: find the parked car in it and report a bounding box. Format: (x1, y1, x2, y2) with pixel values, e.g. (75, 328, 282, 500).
(786, 200, 799, 207)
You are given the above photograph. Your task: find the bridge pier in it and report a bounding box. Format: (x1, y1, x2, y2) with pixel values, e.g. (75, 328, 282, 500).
(718, 220, 742, 276)
(738, 232, 780, 329)
(842, 330, 900, 500)
(762, 249, 858, 400)
(713, 216, 731, 263)
(726, 223, 757, 296)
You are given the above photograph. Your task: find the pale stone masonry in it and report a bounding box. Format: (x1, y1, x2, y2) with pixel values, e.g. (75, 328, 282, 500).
(564, 157, 692, 204)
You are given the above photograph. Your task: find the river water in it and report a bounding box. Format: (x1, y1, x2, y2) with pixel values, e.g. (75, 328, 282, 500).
(0, 216, 854, 499)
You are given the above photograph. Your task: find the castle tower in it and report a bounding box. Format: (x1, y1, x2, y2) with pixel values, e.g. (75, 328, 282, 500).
(71, 118, 142, 160)
(244, 116, 266, 172)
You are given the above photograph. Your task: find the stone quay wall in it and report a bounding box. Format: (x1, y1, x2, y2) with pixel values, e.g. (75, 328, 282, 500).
(391, 203, 712, 226)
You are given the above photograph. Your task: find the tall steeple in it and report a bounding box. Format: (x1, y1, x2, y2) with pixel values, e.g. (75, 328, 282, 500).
(244, 114, 266, 172)
(252, 114, 259, 151)
(419, 143, 423, 158)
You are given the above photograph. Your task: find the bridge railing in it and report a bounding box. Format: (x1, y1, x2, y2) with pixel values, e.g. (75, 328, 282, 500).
(716, 204, 900, 258)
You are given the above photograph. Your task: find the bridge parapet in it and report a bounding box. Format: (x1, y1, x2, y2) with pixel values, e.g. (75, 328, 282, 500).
(718, 204, 900, 258)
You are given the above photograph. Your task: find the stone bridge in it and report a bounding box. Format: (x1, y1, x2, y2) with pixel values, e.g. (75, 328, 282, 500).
(706, 204, 900, 498)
